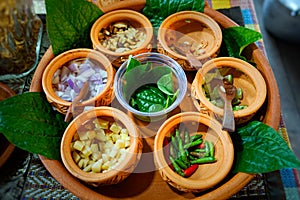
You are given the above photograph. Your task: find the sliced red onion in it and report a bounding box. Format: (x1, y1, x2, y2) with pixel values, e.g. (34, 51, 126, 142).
(68, 62, 79, 73)
(67, 79, 80, 93)
(52, 58, 108, 102)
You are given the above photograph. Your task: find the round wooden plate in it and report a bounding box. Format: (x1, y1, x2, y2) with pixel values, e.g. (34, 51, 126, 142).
(29, 1, 281, 199)
(0, 82, 16, 168)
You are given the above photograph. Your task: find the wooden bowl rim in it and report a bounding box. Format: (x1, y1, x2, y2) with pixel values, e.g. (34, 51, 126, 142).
(42, 48, 114, 107)
(61, 106, 141, 183)
(90, 9, 154, 57)
(154, 112, 234, 190)
(194, 56, 267, 117)
(29, 3, 281, 200)
(157, 10, 223, 61)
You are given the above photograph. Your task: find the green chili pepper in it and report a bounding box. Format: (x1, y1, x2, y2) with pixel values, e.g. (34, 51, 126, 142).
(179, 129, 185, 142)
(184, 129, 190, 145)
(233, 105, 247, 111)
(205, 141, 210, 157)
(169, 156, 185, 177)
(223, 74, 233, 84)
(171, 135, 179, 152)
(189, 134, 202, 142)
(175, 157, 188, 169)
(209, 141, 215, 157)
(188, 154, 197, 161)
(190, 157, 216, 164)
(176, 129, 189, 164)
(184, 137, 203, 149)
(169, 142, 176, 158)
(190, 151, 206, 158)
(235, 87, 243, 99)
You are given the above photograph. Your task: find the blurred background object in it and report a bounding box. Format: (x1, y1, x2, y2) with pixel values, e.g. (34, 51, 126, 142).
(0, 0, 42, 81)
(262, 0, 300, 44)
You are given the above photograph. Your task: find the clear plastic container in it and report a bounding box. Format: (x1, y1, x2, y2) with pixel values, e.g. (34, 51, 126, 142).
(113, 52, 187, 122)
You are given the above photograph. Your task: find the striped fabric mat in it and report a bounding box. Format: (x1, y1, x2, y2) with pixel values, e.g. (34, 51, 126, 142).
(207, 0, 300, 199)
(18, 1, 300, 199)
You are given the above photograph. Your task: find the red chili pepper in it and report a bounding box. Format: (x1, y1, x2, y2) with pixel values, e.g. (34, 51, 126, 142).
(183, 164, 198, 177)
(197, 142, 205, 149)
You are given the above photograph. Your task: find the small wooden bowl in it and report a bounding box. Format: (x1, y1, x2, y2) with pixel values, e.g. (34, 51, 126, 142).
(61, 106, 143, 186)
(154, 112, 234, 193)
(191, 57, 267, 125)
(0, 82, 16, 168)
(42, 48, 115, 114)
(157, 11, 222, 71)
(90, 9, 153, 67)
(90, 0, 146, 12)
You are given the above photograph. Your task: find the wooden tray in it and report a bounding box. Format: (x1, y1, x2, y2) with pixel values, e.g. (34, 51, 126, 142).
(29, 2, 281, 199)
(0, 82, 16, 168)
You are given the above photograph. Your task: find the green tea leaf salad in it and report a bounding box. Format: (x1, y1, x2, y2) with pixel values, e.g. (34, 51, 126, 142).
(123, 55, 179, 113)
(0, 0, 299, 176)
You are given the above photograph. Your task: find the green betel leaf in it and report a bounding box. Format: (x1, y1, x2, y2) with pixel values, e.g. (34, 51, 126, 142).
(157, 72, 174, 95)
(0, 92, 69, 160)
(126, 55, 143, 72)
(142, 0, 205, 29)
(221, 26, 262, 61)
(232, 121, 300, 173)
(45, 0, 103, 55)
